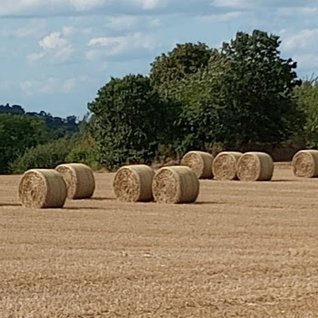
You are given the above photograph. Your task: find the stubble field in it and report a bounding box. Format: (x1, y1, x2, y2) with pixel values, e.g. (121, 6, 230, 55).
(0, 164, 317, 317)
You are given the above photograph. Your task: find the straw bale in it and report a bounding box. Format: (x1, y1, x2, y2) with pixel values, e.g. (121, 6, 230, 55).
(212, 151, 242, 180)
(113, 164, 154, 202)
(56, 163, 95, 199)
(152, 166, 199, 204)
(181, 151, 214, 179)
(19, 169, 67, 208)
(237, 152, 273, 181)
(292, 149, 318, 178)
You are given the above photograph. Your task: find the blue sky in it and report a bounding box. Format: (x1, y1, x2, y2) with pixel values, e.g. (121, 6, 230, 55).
(1, 0, 318, 118)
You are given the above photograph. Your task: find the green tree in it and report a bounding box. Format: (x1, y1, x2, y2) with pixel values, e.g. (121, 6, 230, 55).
(0, 114, 49, 173)
(150, 42, 215, 94)
(294, 79, 318, 147)
(216, 30, 304, 146)
(88, 74, 169, 169)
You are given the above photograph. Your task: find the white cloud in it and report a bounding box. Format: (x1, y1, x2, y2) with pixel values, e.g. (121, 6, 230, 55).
(106, 15, 139, 31)
(20, 77, 86, 95)
(281, 29, 318, 51)
(130, 0, 163, 10)
(86, 32, 157, 59)
(39, 32, 67, 50)
(28, 31, 74, 64)
(69, 0, 105, 11)
(198, 11, 243, 22)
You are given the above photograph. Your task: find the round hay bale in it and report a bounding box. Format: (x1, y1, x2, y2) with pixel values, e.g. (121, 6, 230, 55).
(113, 165, 154, 202)
(292, 149, 318, 178)
(212, 151, 242, 180)
(237, 152, 273, 181)
(152, 166, 199, 204)
(19, 169, 67, 208)
(56, 163, 95, 199)
(181, 151, 214, 179)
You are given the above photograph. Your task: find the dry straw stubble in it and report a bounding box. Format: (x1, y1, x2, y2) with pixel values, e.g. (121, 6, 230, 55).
(212, 151, 242, 180)
(56, 163, 95, 199)
(113, 164, 154, 202)
(152, 166, 199, 204)
(237, 152, 273, 181)
(181, 151, 214, 179)
(19, 169, 67, 208)
(292, 149, 318, 178)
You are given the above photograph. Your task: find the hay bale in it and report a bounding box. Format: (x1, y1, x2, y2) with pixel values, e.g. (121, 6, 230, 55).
(56, 163, 95, 199)
(292, 149, 318, 178)
(113, 164, 154, 202)
(19, 169, 67, 208)
(152, 166, 199, 204)
(212, 151, 242, 180)
(237, 152, 273, 181)
(181, 151, 214, 179)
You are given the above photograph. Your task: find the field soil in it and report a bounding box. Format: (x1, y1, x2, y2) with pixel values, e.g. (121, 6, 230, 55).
(0, 164, 317, 317)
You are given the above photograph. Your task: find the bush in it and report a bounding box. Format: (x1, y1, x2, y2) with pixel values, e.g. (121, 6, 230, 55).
(66, 135, 100, 170)
(10, 137, 73, 174)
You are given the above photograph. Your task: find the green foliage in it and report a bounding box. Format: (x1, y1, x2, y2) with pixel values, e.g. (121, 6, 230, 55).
(150, 42, 215, 94)
(10, 137, 73, 174)
(217, 30, 304, 146)
(66, 134, 100, 169)
(0, 114, 50, 173)
(88, 74, 169, 169)
(294, 79, 318, 147)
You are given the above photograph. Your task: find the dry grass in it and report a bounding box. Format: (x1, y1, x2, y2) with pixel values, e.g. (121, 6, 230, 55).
(1, 164, 318, 317)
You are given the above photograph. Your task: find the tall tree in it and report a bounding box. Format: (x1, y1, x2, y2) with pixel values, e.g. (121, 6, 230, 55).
(88, 74, 169, 168)
(216, 30, 304, 146)
(150, 42, 215, 94)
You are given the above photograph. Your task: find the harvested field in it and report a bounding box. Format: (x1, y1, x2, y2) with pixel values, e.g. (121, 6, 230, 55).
(0, 163, 318, 317)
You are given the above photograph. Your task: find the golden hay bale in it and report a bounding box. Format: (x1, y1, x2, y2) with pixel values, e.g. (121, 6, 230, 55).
(152, 166, 199, 204)
(56, 163, 95, 199)
(113, 164, 154, 202)
(237, 152, 273, 181)
(19, 169, 67, 208)
(181, 151, 214, 179)
(292, 149, 318, 178)
(212, 151, 242, 180)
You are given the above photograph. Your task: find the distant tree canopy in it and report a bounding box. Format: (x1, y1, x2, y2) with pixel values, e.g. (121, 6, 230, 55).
(0, 104, 79, 138)
(0, 104, 81, 173)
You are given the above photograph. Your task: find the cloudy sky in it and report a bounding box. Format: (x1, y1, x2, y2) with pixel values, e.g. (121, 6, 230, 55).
(1, 0, 318, 118)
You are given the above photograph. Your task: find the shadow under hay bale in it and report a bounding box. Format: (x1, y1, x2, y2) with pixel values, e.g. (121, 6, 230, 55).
(19, 169, 67, 208)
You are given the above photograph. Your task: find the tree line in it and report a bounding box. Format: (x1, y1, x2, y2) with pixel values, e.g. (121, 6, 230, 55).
(2, 29, 318, 173)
